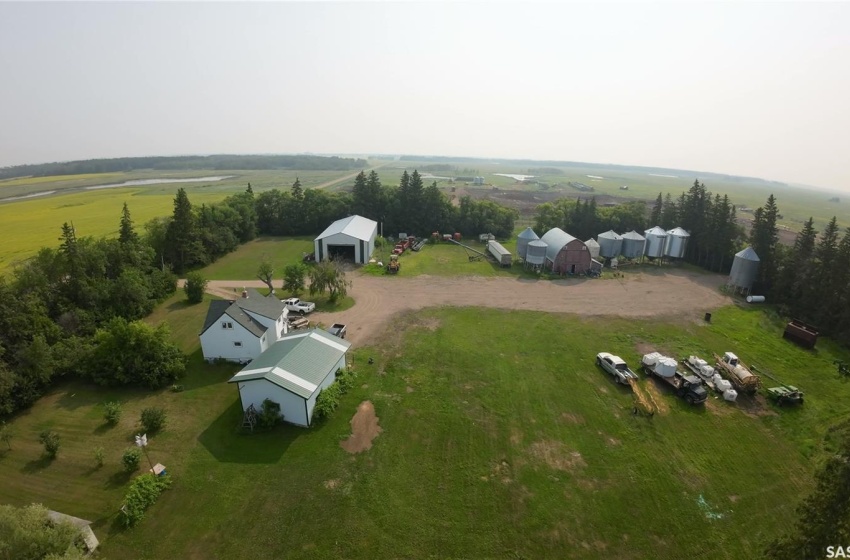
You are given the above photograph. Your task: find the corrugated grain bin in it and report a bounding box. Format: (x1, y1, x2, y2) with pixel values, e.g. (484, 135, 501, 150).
(644, 226, 668, 258)
(525, 240, 547, 266)
(728, 246, 760, 291)
(664, 227, 690, 258)
(584, 238, 600, 260)
(597, 230, 623, 259)
(516, 227, 539, 261)
(620, 230, 646, 259)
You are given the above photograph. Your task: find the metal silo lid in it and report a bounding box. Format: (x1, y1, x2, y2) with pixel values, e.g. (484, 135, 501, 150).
(645, 226, 667, 236)
(735, 246, 760, 261)
(667, 227, 690, 237)
(597, 230, 622, 240)
(517, 227, 540, 240)
(621, 230, 646, 241)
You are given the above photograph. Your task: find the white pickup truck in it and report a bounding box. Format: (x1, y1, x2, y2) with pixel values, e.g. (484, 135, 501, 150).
(281, 297, 316, 315)
(596, 352, 639, 385)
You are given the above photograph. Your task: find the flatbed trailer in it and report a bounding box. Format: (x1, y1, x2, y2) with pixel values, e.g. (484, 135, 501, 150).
(714, 352, 761, 395)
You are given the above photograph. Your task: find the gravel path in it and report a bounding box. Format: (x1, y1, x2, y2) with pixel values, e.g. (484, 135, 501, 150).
(201, 268, 730, 347)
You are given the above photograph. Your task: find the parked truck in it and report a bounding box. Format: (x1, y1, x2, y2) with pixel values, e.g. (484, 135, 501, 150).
(641, 353, 707, 405)
(714, 352, 761, 395)
(282, 297, 316, 315)
(596, 352, 640, 385)
(326, 323, 347, 339)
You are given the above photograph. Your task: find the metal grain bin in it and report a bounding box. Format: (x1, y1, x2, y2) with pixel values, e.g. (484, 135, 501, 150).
(597, 230, 623, 258)
(728, 246, 760, 291)
(525, 240, 548, 267)
(516, 227, 539, 261)
(644, 226, 668, 258)
(584, 238, 600, 260)
(620, 230, 646, 259)
(664, 227, 690, 258)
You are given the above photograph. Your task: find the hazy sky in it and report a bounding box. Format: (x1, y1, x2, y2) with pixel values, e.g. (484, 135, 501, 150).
(1, 2, 848, 189)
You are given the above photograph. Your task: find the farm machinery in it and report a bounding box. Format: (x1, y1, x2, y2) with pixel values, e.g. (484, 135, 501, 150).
(392, 237, 413, 255)
(713, 352, 761, 395)
(386, 254, 400, 274)
(749, 364, 804, 405)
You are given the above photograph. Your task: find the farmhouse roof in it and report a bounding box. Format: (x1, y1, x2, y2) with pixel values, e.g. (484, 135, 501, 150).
(200, 299, 266, 338)
(228, 329, 351, 399)
(316, 215, 377, 241)
(233, 288, 286, 320)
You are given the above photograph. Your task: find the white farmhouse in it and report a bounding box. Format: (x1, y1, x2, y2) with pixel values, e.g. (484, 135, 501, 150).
(314, 214, 377, 264)
(199, 289, 289, 364)
(228, 329, 351, 427)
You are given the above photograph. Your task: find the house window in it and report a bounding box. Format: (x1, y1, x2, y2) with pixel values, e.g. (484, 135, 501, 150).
(234, 341, 243, 347)
(222, 321, 233, 329)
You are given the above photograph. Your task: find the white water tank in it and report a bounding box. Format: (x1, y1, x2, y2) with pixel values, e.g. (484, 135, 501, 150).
(643, 352, 662, 366)
(655, 357, 677, 378)
(723, 389, 738, 402)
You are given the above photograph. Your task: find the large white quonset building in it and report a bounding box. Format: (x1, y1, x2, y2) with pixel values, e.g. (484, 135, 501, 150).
(199, 289, 289, 364)
(314, 215, 378, 264)
(228, 329, 351, 427)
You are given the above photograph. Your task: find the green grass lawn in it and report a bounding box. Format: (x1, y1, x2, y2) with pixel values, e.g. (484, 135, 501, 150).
(198, 236, 316, 281)
(3, 296, 850, 558)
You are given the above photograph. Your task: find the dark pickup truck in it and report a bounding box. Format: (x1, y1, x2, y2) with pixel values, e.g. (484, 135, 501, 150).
(327, 323, 347, 339)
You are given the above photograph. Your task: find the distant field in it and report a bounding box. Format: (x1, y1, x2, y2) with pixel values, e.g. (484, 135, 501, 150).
(388, 159, 847, 232)
(0, 169, 364, 273)
(3, 298, 850, 558)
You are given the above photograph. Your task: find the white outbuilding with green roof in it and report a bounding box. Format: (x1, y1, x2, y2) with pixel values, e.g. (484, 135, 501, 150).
(228, 329, 351, 427)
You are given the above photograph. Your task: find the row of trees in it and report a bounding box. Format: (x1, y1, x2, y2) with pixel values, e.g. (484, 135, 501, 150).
(533, 197, 649, 242)
(256, 170, 518, 240)
(0, 154, 367, 180)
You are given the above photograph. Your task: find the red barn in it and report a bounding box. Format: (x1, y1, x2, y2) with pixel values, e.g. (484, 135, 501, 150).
(540, 228, 592, 275)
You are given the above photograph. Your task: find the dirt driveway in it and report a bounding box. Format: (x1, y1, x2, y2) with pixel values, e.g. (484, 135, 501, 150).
(203, 268, 730, 347)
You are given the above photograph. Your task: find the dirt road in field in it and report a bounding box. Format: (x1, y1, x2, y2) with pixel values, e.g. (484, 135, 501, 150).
(203, 268, 730, 347)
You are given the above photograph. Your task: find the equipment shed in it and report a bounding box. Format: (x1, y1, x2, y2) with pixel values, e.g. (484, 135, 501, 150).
(314, 215, 378, 264)
(228, 329, 351, 427)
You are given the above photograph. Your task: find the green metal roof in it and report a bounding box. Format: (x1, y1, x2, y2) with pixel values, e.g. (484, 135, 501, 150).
(228, 329, 351, 399)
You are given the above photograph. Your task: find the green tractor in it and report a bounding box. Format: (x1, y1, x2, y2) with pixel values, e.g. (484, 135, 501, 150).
(752, 364, 804, 406)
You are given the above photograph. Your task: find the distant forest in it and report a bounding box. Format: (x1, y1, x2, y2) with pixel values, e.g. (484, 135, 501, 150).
(0, 154, 368, 180)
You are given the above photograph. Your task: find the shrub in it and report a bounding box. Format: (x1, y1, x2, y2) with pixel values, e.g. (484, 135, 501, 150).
(123, 447, 142, 472)
(313, 383, 342, 422)
(171, 384, 185, 393)
(0, 421, 12, 450)
(38, 430, 60, 458)
(183, 272, 207, 304)
(104, 401, 122, 425)
(335, 368, 358, 393)
(94, 446, 105, 467)
(258, 399, 281, 429)
(121, 473, 172, 527)
(140, 407, 167, 433)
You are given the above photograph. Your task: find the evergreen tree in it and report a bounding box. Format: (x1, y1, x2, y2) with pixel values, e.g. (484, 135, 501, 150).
(352, 171, 369, 216)
(246, 182, 253, 195)
(776, 217, 817, 315)
(291, 176, 303, 200)
(660, 193, 677, 230)
(650, 192, 663, 226)
(750, 194, 780, 292)
(119, 202, 138, 245)
(164, 188, 205, 273)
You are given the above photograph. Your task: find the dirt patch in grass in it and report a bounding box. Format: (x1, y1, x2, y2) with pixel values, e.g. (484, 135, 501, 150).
(643, 380, 670, 414)
(510, 428, 523, 446)
(705, 397, 734, 416)
(634, 341, 657, 356)
(340, 401, 383, 454)
(561, 412, 585, 424)
(529, 440, 587, 472)
(737, 394, 778, 417)
(323, 479, 341, 490)
(729, 495, 740, 503)
(405, 386, 415, 393)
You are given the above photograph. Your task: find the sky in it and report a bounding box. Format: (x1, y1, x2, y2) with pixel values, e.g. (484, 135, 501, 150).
(0, 2, 848, 189)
